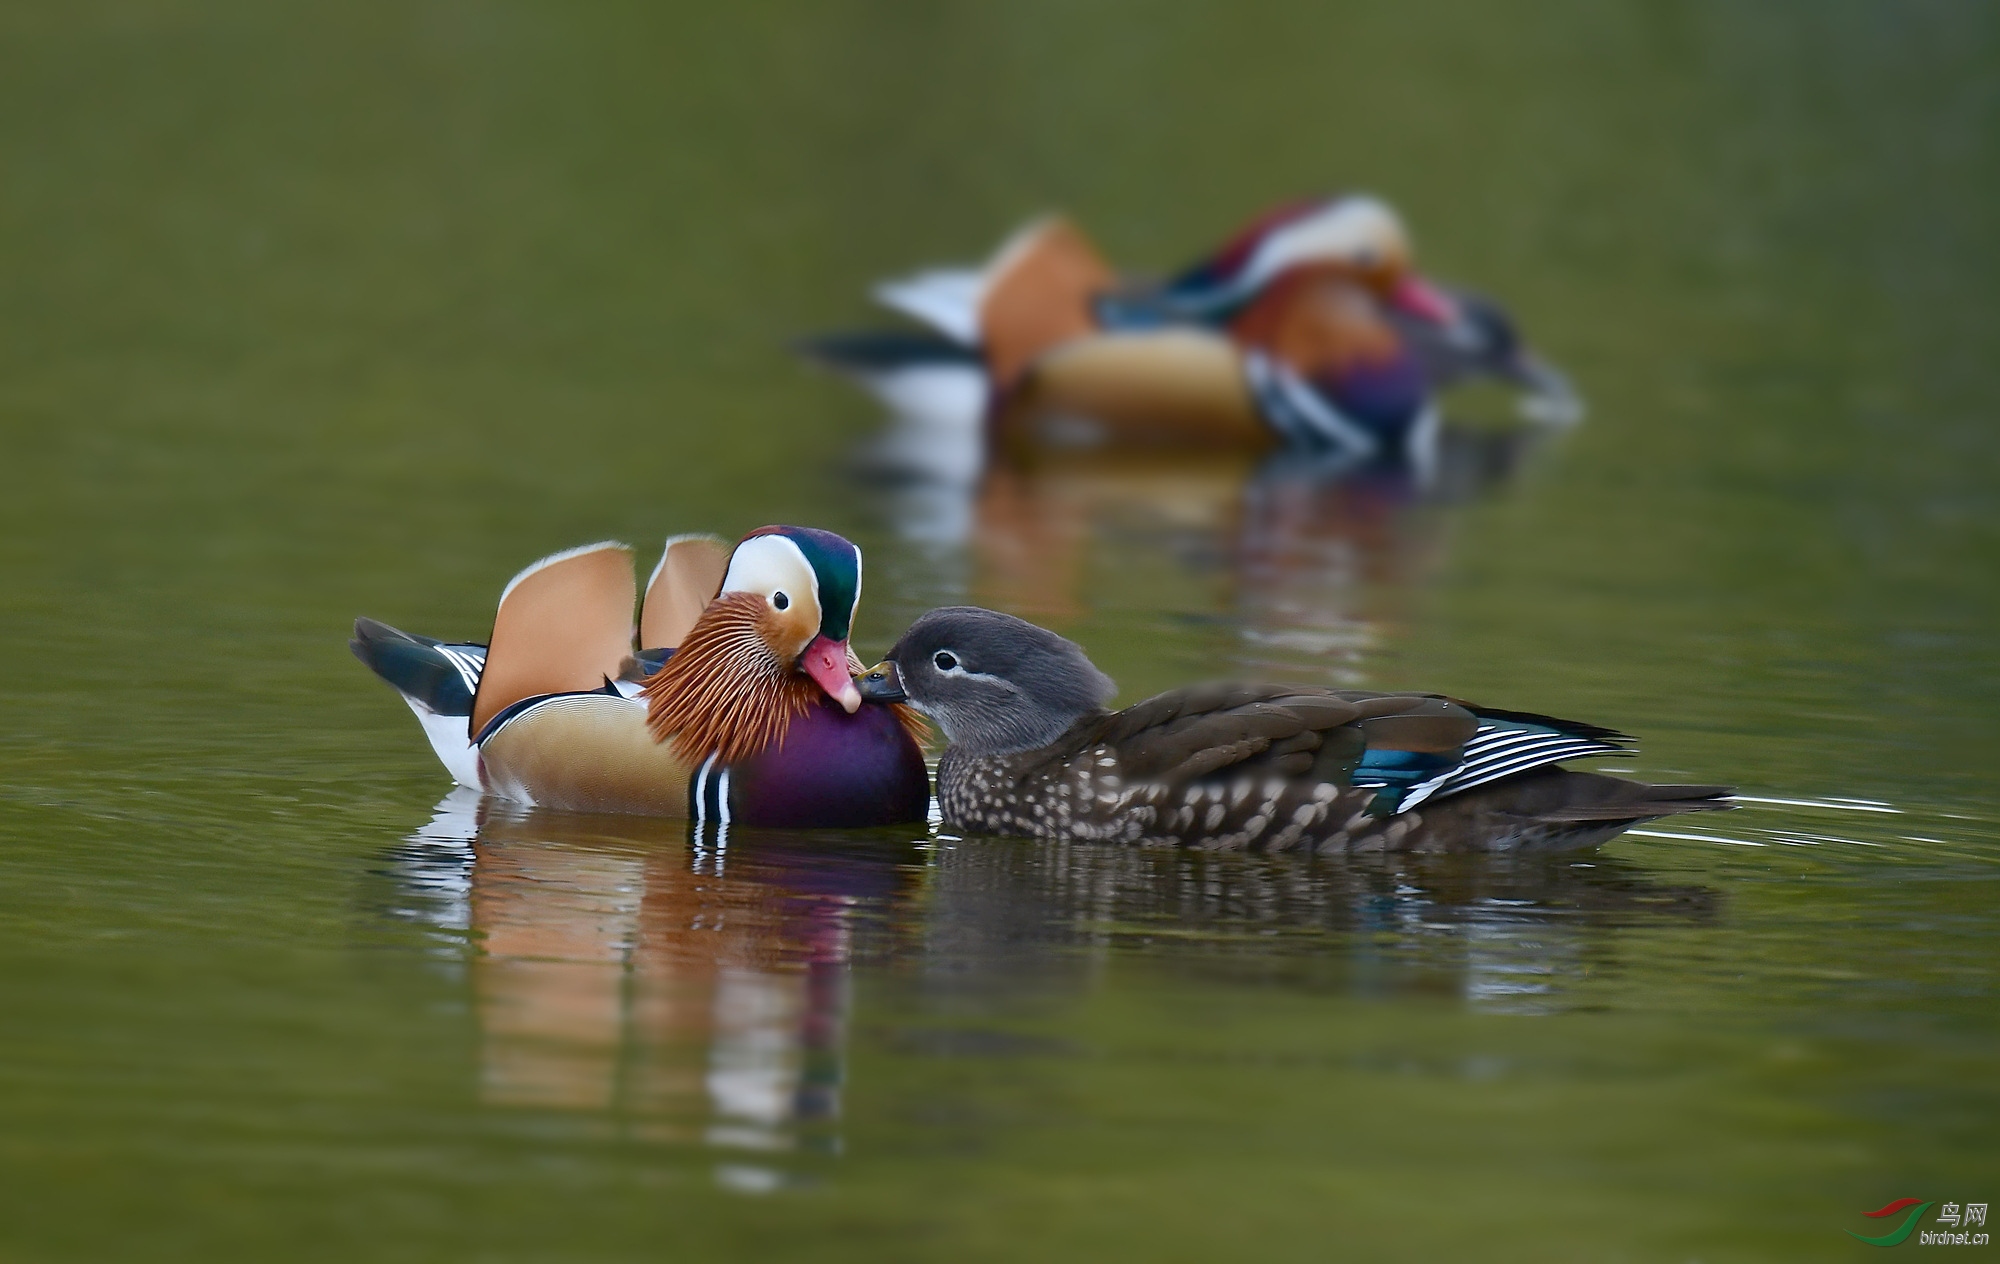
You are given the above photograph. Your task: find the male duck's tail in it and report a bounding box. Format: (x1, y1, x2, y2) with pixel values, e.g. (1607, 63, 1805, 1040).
(350, 618, 488, 788)
(349, 534, 730, 792)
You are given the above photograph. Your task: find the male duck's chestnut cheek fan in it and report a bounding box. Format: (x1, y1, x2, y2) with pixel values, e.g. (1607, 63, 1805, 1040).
(350, 526, 927, 827)
(859, 606, 1731, 854)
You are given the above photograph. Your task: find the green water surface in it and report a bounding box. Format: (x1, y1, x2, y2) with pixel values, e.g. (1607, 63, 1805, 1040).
(2, 2, 1996, 1260)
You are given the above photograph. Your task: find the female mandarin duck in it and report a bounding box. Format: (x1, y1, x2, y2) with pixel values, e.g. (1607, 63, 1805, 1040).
(834, 194, 1579, 465)
(857, 607, 1729, 853)
(350, 528, 929, 826)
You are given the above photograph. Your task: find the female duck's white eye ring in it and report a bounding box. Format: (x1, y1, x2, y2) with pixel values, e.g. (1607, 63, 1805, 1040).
(772, 590, 790, 611)
(933, 650, 960, 672)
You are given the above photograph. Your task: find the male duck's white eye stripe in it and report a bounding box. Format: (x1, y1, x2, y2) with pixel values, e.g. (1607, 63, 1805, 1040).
(720, 534, 820, 612)
(497, 540, 632, 608)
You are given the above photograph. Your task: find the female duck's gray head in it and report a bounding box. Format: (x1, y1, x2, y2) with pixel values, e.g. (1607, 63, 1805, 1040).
(858, 606, 1116, 756)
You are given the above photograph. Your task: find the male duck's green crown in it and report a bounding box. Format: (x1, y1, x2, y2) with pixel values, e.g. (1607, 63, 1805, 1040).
(734, 525, 861, 642)
(721, 525, 864, 711)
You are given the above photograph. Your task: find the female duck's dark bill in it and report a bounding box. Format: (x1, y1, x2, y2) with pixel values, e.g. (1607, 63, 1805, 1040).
(856, 661, 906, 703)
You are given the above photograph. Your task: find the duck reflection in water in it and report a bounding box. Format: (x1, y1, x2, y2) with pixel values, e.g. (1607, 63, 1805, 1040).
(849, 406, 1549, 685)
(380, 789, 1721, 1136)
(385, 788, 926, 1169)
(914, 838, 1720, 1016)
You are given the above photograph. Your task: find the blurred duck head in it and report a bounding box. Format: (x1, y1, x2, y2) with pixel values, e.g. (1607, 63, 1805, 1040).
(1158, 194, 1451, 322)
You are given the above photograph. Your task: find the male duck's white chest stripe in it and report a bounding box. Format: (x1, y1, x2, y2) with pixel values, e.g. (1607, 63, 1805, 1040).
(689, 753, 732, 826)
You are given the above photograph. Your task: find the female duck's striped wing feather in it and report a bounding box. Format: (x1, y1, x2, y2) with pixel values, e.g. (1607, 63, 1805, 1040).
(640, 534, 729, 652)
(1396, 705, 1633, 811)
(470, 542, 636, 740)
(1075, 685, 1634, 818)
(978, 683, 1718, 848)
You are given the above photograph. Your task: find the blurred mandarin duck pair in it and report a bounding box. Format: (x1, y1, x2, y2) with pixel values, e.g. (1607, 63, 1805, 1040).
(821, 194, 1579, 466)
(351, 528, 929, 826)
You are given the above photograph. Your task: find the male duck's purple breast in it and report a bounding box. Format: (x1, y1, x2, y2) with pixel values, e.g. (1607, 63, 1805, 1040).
(727, 698, 930, 828)
(1317, 349, 1428, 437)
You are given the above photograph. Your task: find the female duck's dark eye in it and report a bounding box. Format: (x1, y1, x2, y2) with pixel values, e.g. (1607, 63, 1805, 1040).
(772, 591, 790, 611)
(933, 651, 959, 671)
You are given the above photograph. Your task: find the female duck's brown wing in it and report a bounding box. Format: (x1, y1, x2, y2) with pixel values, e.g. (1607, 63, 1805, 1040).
(1043, 684, 1480, 790)
(978, 685, 1479, 848)
(469, 542, 636, 740)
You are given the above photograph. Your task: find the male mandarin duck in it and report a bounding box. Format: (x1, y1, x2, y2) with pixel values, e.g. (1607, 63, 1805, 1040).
(827, 193, 1578, 465)
(856, 607, 1730, 853)
(350, 528, 929, 826)
(1095, 195, 1579, 422)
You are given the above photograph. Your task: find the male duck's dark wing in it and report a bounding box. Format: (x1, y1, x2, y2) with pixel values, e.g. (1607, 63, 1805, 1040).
(350, 617, 488, 717)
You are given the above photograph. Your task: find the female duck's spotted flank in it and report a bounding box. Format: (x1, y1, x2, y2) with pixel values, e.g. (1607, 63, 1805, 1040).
(859, 606, 1731, 853)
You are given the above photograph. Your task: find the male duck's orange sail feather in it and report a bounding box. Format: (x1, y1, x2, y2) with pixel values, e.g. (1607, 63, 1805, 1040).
(640, 533, 729, 651)
(470, 542, 636, 739)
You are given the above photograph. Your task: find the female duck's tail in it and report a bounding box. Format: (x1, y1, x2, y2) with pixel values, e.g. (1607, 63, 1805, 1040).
(1420, 769, 1735, 853)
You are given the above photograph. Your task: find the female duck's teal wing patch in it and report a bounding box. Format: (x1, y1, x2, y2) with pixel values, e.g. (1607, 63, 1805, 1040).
(1343, 696, 1479, 813)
